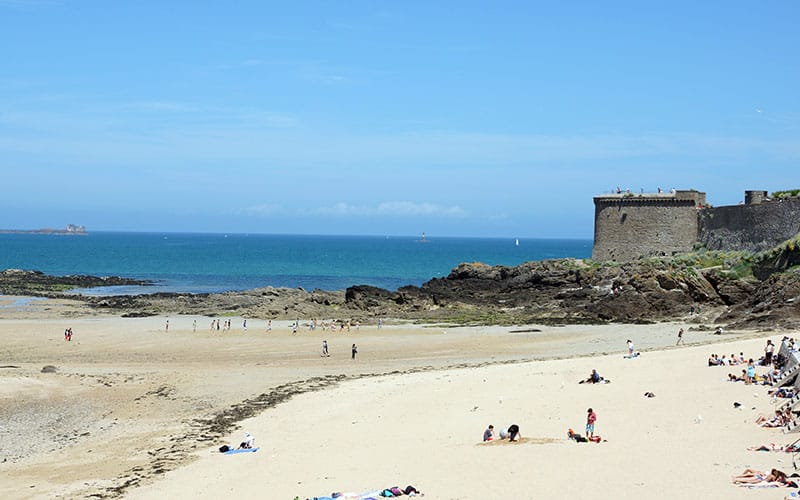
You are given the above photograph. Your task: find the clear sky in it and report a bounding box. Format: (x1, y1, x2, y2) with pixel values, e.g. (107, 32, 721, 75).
(1, 1, 797, 238)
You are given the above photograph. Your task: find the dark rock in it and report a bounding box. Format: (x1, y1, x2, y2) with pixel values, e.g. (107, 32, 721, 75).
(41, 365, 58, 373)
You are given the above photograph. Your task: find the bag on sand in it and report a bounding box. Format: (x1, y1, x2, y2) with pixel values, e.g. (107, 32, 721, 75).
(219, 445, 230, 453)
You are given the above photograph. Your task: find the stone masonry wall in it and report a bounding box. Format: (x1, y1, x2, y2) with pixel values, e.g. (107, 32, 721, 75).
(698, 198, 800, 252)
(593, 197, 700, 261)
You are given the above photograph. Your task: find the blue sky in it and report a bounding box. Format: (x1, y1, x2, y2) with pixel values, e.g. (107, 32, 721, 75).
(0, 1, 797, 238)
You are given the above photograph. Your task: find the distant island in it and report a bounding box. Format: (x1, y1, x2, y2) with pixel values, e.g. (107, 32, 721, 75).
(0, 224, 87, 235)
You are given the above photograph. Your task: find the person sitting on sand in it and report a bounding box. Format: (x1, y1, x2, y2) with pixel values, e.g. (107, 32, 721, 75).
(239, 432, 255, 449)
(579, 369, 605, 384)
(756, 410, 783, 426)
(483, 424, 495, 442)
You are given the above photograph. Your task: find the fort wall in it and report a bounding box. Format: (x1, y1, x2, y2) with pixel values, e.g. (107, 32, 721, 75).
(699, 198, 800, 252)
(593, 189, 800, 262)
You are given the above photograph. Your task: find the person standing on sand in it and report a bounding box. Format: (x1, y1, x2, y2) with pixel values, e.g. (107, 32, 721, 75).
(676, 328, 684, 346)
(586, 408, 597, 438)
(267, 319, 271, 332)
(351, 343, 358, 360)
(165, 320, 169, 332)
(193, 320, 197, 333)
(627, 339, 634, 355)
(765, 340, 775, 366)
(322, 340, 329, 357)
(243, 319, 247, 331)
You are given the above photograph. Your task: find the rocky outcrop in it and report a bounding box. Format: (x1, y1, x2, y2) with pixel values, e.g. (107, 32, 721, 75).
(0, 269, 148, 296)
(4, 251, 800, 329)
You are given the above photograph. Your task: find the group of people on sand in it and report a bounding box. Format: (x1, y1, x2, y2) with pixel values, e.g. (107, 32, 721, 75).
(755, 408, 795, 428)
(714, 339, 786, 386)
(726, 337, 800, 494)
(319, 340, 358, 359)
(708, 352, 746, 366)
(483, 424, 522, 442)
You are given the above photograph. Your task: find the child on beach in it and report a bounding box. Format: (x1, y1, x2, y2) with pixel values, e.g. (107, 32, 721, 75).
(483, 425, 495, 441)
(586, 408, 597, 438)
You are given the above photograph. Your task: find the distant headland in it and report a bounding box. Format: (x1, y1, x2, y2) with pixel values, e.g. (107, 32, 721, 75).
(0, 224, 87, 235)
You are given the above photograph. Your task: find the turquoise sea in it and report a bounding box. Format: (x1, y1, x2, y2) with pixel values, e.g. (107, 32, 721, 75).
(0, 232, 592, 295)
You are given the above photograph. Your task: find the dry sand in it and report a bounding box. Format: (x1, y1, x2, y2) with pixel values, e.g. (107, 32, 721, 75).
(0, 296, 795, 499)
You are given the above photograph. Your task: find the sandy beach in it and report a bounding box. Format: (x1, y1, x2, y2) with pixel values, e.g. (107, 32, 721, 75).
(0, 296, 795, 499)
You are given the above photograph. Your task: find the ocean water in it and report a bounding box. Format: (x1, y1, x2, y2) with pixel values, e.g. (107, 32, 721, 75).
(0, 232, 592, 295)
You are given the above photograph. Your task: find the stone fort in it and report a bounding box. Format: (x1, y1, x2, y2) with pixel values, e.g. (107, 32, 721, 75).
(592, 189, 800, 262)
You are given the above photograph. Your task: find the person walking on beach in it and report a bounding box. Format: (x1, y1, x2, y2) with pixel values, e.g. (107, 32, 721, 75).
(676, 328, 684, 346)
(243, 319, 247, 331)
(267, 319, 271, 333)
(586, 408, 597, 439)
(192, 319, 197, 332)
(165, 320, 169, 332)
(351, 343, 358, 360)
(627, 339, 634, 356)
(322, 340, 329, 357)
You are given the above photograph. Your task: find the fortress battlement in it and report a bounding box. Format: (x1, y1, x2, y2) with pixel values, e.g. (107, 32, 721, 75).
(592, 189, 800, 262)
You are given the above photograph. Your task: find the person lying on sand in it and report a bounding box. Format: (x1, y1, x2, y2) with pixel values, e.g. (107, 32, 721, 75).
(769, 387, 795, 399)
(728, 372, 744, 382)
(732, 468, 793, 486)
(748, 443, 800, 453)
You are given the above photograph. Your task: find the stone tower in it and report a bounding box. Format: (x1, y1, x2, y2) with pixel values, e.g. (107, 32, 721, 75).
(592, 190, 707, 262)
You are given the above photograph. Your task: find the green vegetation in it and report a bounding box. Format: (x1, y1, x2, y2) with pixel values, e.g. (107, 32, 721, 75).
(753, 233, 800, 263)
(772, 189, 800, 199)
(671, 250, 749, 269)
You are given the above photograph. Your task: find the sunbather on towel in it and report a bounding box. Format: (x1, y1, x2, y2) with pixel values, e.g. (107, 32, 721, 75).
(733, 468, 789, 485)
(748, 444, 800, 452)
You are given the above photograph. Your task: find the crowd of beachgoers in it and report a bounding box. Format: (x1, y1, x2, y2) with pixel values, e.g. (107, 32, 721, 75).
(709, 337, 800, 495)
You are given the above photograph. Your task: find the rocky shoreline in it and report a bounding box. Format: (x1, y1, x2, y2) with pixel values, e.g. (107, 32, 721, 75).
(2, 242, 799, 330)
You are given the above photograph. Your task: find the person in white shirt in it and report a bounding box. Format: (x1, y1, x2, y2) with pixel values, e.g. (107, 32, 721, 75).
(239, 432, 255, 449)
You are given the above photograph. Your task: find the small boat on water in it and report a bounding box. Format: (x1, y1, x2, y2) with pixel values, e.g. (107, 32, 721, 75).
(515, 238, 519, 246)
